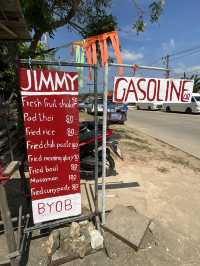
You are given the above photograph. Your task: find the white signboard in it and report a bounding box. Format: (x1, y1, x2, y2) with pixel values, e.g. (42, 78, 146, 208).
(113, 77, 194, 103)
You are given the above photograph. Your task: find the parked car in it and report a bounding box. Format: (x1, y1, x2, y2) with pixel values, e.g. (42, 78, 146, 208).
(115, 103, 128, 113)
(87, 99, 104, 115)
(162, 93, 200, 114)
(136, 102, 163, 110)
(79, 101, 88, 112)
(107, 102, 128, 124)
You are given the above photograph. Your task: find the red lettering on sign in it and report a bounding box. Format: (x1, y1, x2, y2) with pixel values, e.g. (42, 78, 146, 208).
(20, 68, 78, 92)
(147, 79, 157, 101)
(38, 203, 45, 214)
(125, 79, 138, 102)
(181, 80, 192, 102)
(56, 201, 62, 212)
(169, 80, 182, 101)
(165, 80, 170, 101)
(113, 77, 193, 103)
(65, 199, 72, 211)
(37, 198, 73, 216)
(156, 80, 163, 101)
(46, 202, 54, 213)
(114, 78, 127, 102)
(137, 78, 146, 100)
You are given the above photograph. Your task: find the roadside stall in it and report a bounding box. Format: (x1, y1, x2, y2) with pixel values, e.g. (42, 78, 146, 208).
(0, 22, 195, 264)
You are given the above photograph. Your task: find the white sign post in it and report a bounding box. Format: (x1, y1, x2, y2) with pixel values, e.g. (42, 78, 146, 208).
(113, 77, 194, 103)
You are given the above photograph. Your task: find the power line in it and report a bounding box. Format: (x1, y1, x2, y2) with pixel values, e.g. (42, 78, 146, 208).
(169, 48, 200, 61)
(171, 69, 200, 77)
(169, 45, 200, 57)
(149, 44, 200, 66)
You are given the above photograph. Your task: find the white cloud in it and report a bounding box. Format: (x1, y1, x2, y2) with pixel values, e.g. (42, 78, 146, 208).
(170, 39, 175, 49)
(162, 38, 175, 53)
(121, 49, 144, 62)
(187, 65, 200, 72)
(160, 0, 165, 7)
(173, 64, 200, 75)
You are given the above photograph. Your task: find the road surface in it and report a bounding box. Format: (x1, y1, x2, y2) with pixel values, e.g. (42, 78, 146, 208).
(127, 109, 200, 158)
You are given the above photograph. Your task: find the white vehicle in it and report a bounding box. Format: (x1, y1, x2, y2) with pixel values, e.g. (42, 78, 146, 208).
(162, 93, 200, 114)
(87, 99, 104, 114)
(136, 102, 163, 111)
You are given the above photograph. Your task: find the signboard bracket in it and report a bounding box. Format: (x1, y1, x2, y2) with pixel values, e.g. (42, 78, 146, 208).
(101, 62, 170, 225)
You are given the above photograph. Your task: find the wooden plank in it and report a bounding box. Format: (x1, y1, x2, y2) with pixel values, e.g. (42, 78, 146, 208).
(0, 129, 7, 137)
(0, 21, 17, 38)
(0, 185, 17, 266)
(0, 256, 10, 265)
(3, 161, 19, 176)
(0, 137, 8, 148)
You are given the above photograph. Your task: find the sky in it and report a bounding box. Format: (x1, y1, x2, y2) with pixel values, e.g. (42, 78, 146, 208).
(47, 0, 200, 89)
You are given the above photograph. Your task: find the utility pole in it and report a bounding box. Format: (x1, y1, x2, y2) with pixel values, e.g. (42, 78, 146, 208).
(165, 54, 170, 78)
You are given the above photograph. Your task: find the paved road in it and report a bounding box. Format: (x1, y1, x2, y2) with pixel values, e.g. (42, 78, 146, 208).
(127, 109, 200, 158)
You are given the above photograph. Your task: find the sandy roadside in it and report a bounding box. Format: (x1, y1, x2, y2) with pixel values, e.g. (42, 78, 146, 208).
(1, 119, 200, 266)
(109, 123, 200, 242)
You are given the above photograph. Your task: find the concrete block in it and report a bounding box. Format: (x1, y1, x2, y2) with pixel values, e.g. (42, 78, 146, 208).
(46, 230, 60, 255)
(90, 230, 104, 250)
(104, 205, 150, 250)
(69, 222, 80, 239)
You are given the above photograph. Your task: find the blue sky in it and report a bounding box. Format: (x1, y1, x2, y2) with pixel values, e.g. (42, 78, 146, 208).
(47, 0, 200, 82)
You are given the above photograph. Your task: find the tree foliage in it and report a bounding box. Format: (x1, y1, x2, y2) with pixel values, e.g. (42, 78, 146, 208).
(183, 72, 200, 93)
(132, 0, 165, 33)
(0, 42, 45, 99)
(20, 0, 116, 52)
(19, 0, 165, 54)
(1, 0, 165, 96)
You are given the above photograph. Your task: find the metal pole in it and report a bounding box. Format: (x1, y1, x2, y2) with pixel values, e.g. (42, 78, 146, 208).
(93, 66, 99, 218)
(18, 59, 93, 68)
(166, 54, 170, 78)
(102, 63, 108, 225)
(0, 184, 17, 266)
(19, 59, 168, 72)
(2, 91, 14, 161)
(109, 62, 169, 72)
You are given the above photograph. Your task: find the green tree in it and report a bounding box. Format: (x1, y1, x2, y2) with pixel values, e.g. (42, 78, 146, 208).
(0, 42, 45, 100)
(20, 0, 165, 54)
(1, 0, 165, 96)
(182, 72, 200, 93)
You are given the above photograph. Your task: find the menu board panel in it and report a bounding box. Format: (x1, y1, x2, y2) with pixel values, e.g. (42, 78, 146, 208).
(19, 68, 81, 223)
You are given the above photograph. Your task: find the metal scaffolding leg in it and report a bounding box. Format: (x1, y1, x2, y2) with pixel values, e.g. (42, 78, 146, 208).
(102, 63, 108, 225)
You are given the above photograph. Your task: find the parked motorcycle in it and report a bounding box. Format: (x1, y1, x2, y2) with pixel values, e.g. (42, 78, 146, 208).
(79, 121, 123, 179)
(23, 121, 122, 180)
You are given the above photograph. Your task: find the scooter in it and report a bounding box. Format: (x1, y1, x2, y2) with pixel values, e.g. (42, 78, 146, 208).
(79, 121, 123, 179)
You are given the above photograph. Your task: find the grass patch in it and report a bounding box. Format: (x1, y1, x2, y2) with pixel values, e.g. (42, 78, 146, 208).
(79, 112, 93, 121)
(157, 167, 169, 173)
(113, 124, 153, 159)
(166, 156, 190, 168)
(131, 137, 149, 144)
(113, 132, 133, 140)
(112, 126, 149, 144)
(163, 155, 200, 172)
(122, 141, 152, 153)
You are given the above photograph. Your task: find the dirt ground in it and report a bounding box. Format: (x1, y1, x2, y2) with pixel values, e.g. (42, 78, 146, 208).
(1, 121, 200, 266)
(111, 123, 200, 242)
(71, 122, 200, 266)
